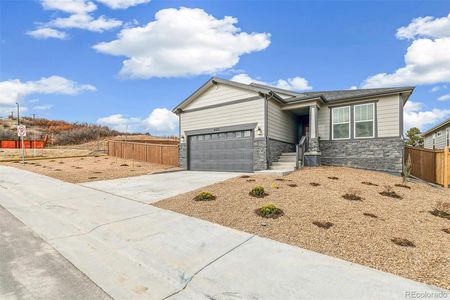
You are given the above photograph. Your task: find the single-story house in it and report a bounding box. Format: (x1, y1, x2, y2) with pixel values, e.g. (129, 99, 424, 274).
(423, 118, 450, 150)
(172, 77, 414, 173)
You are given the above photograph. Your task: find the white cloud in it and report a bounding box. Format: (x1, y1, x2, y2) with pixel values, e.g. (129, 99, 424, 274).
(97, 108, 178, 134)
(275, 77, 312, 91)
(27, 0, 122, 38)
(26, 27, 67, 40)
(404, 100, 450, 131)
(41, 0, 97, 14)
(230, 73, 312, 91)
(0, 76, 96, 105)
(430, 84, 447, 92)
(362, 13, 450, 88)
(95, 0, 150, 9)
(438, 94, 450, 101)
(396, 13, 450, 40)
(49, 13, 122, 32)
(229, 73, 265, 85)
(0, 106, 28, 117)
(93, 7, 271, 78)
(362, 38, 450, 88)
(143, 108, 178, 133)
(349, 86, 358, 90)
(33, 104, 54, 110)
(97, 114, 141, 132)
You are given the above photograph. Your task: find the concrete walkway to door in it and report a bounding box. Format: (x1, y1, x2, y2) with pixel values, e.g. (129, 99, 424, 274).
(0, 166, 447, 300)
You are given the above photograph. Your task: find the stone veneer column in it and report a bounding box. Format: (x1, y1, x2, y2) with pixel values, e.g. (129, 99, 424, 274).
(304, 105, 321, 166)
(179, 142, 187, 169)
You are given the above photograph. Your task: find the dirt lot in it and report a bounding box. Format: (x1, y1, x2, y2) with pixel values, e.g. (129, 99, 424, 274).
(2, 156, 176, 183)
(0, 148, 92, 161)
(155, 167, 450, 289)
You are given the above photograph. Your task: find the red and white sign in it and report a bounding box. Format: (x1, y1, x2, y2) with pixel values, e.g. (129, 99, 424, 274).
(17, 125, 27, 137)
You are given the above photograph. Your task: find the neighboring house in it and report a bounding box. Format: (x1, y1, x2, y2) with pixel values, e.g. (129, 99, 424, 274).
(423, 118, 450, 150)
(173, 77, 414, 173)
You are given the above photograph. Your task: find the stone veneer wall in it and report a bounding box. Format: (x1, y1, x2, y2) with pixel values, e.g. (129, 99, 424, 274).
(253, 138, 267, 171)
(320, 138, 404, 173)
(179, 143, 187, 169)
(268, 138, 296, 166)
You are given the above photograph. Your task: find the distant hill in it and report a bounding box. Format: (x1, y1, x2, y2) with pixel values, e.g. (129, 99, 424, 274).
(0, 117, 120, 145)
(0, 116, 179, 146)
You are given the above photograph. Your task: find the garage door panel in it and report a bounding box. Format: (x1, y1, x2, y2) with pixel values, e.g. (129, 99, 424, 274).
(188, 130, 253, 172)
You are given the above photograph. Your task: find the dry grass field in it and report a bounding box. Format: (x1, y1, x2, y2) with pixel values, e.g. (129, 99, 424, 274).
(155, 167, 450, 289)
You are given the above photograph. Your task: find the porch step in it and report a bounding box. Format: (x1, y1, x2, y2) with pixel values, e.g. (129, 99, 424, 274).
(270, 165, 296, 171)
(280, 152, 296, 156)
(278, 156, 297, 162)
(271, 162, 297, 167)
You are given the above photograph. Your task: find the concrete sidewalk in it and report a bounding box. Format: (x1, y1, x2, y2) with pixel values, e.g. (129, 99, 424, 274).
(0, 166, 447, 300)
(0, 205, 111, 300)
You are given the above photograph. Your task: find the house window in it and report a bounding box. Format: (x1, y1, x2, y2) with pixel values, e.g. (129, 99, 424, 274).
(432, 133, 436, 149)
(354, 103, 375, 138)
(332, 106, 350, 140)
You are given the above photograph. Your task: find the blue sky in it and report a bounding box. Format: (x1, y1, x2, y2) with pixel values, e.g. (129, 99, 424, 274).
(1, 0, 449, 134)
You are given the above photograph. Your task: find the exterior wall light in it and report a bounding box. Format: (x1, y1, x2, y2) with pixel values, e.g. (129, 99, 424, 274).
(256, 127, 262, 136)
(180, 135, 185, 143)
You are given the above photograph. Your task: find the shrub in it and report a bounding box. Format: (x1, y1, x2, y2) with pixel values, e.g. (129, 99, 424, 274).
(255, 204, 284, 218)
(379, 186, 402, 199)
(271, 182, 279, 189)
(342, 193, 363, 201)
(430, 201, 450, 220)
(55, 125, 118, 145)
(0, 128, 16, 140)
(194, 191, 216, 201)
(249, 185, 266, 197)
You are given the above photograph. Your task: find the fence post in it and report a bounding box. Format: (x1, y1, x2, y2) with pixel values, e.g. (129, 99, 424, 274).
(444, 146, 449, 189)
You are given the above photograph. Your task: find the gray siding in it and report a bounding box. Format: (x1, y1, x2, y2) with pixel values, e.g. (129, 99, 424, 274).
(187, 83, 256, 109)
(317, 94, 401, 141)
(180, 99, 265, 138)
(268, 100, 296, 144)
(424, 125, 450, 149)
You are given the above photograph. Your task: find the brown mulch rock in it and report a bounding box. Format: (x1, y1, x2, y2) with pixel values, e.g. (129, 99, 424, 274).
(154, 166, 450, 289)
(342, 193, 363, 201)
(429, 209, 450, 221)
(287, 183, 297, 187)
(394, 184, 411, 189)
(328, 176, 339, 180)
(361, 181, 378, 186)
(391, 237, 415, 248)
(310, 182, 320, 187)
(312, 221, 333, 229)
(379, 190, 402, 199)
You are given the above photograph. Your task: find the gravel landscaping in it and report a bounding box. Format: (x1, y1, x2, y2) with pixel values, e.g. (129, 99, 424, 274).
(154, 167, 450, 290)
(2, 156, 175, 183)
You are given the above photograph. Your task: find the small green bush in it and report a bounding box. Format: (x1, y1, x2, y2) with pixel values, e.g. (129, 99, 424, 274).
(194, 191, 216, 201)
(249, 185, 266, 197)
(255, 204, 284, 218)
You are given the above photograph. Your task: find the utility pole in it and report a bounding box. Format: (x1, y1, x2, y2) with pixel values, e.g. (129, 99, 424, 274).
(16, 103, 20, 149)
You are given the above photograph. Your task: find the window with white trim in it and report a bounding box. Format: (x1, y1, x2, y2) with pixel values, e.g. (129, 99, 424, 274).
(332, 106, 350, 140)
(354, 103, 375, 138)
(432, 133, 436, 149)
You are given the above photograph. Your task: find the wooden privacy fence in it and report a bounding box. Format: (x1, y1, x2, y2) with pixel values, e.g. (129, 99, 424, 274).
(405, 146, 450, 188)
(108, 140, 179, 166)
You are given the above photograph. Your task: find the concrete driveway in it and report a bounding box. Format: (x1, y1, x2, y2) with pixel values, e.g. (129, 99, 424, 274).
(81, 171, 244, 203)
(0, 166, 447, 300)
